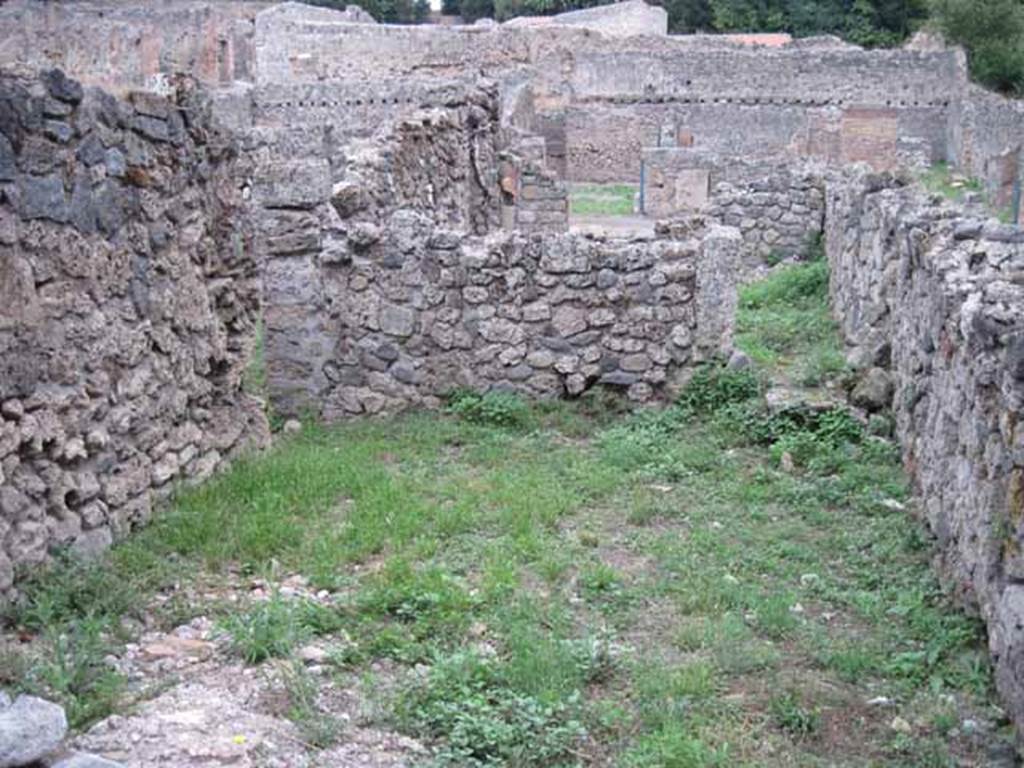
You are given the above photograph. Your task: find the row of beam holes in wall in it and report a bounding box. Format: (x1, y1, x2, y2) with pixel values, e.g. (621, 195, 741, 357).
(264, 97, 424, 108)
(265, 90, 951, 110)
(596, 95, 950, 108)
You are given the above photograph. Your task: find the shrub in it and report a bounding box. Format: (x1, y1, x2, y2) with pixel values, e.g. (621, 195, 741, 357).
(931, 0, 1024, 95)
(447, 389, 530, 428)
(769, 690, 820, 737)
(601, 362, 866, 477)
(392, 650, 586, 766)
(31, 618, 125, 729)
(218, 594, 345, 664)
(676, 365, 761, 416)
(2, 553, 145, 632)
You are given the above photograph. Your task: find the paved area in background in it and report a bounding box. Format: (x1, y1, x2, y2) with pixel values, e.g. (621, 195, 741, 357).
(570, 214, 656, 238)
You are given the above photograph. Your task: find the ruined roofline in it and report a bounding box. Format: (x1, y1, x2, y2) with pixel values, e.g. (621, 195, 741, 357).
(0, 0, 978, 63)
(253, 5, 965, 58)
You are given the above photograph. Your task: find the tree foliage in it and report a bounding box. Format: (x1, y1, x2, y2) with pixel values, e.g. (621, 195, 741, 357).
(434, 0, 930, 46)
(666, 0, 929, 46)
(301, 0, 430, 24)
(931, 0, 1024, 94)
(297, 0, 1024, 95)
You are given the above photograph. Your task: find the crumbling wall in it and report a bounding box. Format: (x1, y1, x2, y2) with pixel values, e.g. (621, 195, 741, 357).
(949, 85, 1024, 214)
(568, 101, 949, 184)
(542, 0, 667, 37)
(0, 69, 269, 595)
(252, 3, 507, 85)
(827, 170, 1024, 735)
(265, 208, 739, 419)
(336, 100, 500, 234)
(252, 81, 499, 230)
(703, 163, 825, 269)
(241, 3, 965, 182)
(559, 42, 958, 181)
(498, 136, 570, 234)
(642, 150, 825, 269)
(252, 79, 477, 137)
(0, 0, 272, 92)
(0, 1, 975, 188)
(510, 163, 569, 233)
(254, 85, 503, 416)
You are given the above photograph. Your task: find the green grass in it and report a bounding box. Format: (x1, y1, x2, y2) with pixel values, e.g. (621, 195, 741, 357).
(274, 660, 344, 748)
(217, 593, 344, 664)
(242, 318, 267, 398)
(919, 162, 984, 205)
(735, 243, 849, 386)
(569, 183, 636, 216)
(918, 162, 1017, 224)
(769, 689, 820, 737)
(1, 258, 1012, 765)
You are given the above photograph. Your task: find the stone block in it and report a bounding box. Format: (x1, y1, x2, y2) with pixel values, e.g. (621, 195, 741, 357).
(0, 695, 67, 767)
(43, 69, 83, 105)
(254, 159, 331, 210)
(15, 174, 68, 222)
(551, 306, 588, 338)
(380, 304, 417, 337)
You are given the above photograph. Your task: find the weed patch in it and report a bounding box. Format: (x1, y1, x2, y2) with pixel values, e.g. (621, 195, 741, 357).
(273, 661, 343, 749)
(769, 689, 820, 737)
(446, 390, 531, 428)
(1, 255, 1007, 766)
(735, 250, 846, 385)
(33, 619, 125, 729)
(392, 650, 586, 767)
(218, 594, 344, 664)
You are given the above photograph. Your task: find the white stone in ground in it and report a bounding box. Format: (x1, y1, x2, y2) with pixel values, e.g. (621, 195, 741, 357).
(51, 754, 125, 768)
(71, 665, 423, 768)
(0, 694, 68, 768)
(68, 611, 424, 768)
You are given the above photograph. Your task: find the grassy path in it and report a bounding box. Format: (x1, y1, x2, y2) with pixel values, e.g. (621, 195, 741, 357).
(1, 258, 1015, 767)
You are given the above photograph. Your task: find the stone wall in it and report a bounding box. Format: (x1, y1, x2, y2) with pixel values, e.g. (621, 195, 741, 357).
(0, 0, 272, 92)
(255, 85, 503, 416)
(0, 1, 986, 188)
(0, 69, 269, 596)
(336, 95, 501, 235)
(949, 85, 1024, 213)
(252, 78, 477, 137)
(642, 150, 826, 269)
(826, 170, 1024, 735)
(531, 0, 667, 37)
(555, 41, 958, 181)
(237, 2, 967, 182)
(265, 209, 739, 419)
(251, 79, 499, 226)
(706, 171, 825, 270)
(568, 101, 949, 184)
(498, 138, 570, 234)
(512, 164, 569, 233)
